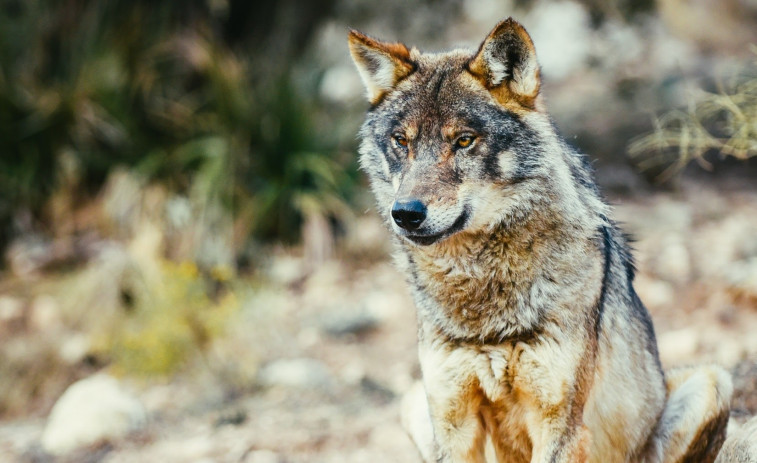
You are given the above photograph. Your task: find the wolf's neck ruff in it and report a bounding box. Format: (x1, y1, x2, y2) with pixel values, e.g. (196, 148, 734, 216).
(402, 202, 603, 343)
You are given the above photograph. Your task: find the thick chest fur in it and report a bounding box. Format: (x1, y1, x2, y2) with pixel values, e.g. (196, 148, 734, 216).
(407, 223, 602, 342)
(412, 222, 604, 459)
(419, 334, 589, 462)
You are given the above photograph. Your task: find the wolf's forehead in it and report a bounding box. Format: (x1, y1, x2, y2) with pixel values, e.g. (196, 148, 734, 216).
(412, 51, 475, 94)
(388, 52, 491, 121)
(411, 47, 472, 68)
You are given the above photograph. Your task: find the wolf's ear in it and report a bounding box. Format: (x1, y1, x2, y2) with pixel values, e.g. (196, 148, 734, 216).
(468, 18, 540, 107)
(348, 30, 416, 104)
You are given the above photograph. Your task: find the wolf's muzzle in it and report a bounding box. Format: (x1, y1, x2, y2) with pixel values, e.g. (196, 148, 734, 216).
(391, 199, 427, 231)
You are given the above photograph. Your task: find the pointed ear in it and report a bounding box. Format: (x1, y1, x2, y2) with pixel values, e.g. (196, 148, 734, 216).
(467, 18, 540, 107)
(348, 30, 416, 104)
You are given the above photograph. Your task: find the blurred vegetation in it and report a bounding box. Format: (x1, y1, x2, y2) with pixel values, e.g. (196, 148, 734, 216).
(92, 260, 238, 377)
(0, 256, 244, 415)
(0, 0, 367, 411)
(0, 0, 352, 261)
(0, 0, 357, 404)
(628, 50, 757, 181)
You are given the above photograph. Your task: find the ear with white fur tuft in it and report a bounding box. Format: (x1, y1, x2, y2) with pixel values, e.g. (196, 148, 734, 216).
(468, 18, 540, 108)
(348, 30, 416, 104)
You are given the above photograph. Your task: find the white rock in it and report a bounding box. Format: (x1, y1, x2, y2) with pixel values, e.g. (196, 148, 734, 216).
(364, 289, 410, 322)
(297, 326, 322, 349)
(41, 374, 147, 455)
(258, 358, 332, 389)
(243, 449, 280, 463)
(369, 423, 412, 450)
(29, 295, 63, 333)
(714, 337, 744, 367)
(59, 334, 91, 365)
(653, 233, 691, 284)
(632, 275, 674, 310)
(658, 328, 699, 366)
(340, 360, 367, 385)
(267, 255, 307, 286)
(0, 296, 23, 322)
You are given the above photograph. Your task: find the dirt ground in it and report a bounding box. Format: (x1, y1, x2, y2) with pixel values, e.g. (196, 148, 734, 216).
(2, 178, 757, 463)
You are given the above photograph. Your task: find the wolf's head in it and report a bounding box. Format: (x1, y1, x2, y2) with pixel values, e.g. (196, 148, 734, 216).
(349, 18, 596, 246)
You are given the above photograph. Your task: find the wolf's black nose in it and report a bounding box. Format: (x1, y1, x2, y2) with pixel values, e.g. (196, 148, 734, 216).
(391, 200, 427, 231)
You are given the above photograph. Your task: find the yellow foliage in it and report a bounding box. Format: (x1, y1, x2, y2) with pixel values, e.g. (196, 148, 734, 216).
(93, 260, 239, 377)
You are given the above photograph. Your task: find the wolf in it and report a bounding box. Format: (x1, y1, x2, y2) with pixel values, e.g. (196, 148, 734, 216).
(348, 18, 737, 463)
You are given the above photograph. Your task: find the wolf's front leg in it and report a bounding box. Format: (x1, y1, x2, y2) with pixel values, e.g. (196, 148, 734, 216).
(511, 339, 594, 463)
(419, 341, 488, 463)
(530, 424, 591, 463)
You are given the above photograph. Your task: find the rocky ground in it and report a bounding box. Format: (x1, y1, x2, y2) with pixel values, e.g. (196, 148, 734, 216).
(1, 177, 757, 462)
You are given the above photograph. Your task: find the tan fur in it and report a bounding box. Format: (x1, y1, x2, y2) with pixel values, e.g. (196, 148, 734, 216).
(348, 30, 415, 104)
(715, 416, 757, 463)
(467, 18, 541, 109)
(349, 17, 743, 463)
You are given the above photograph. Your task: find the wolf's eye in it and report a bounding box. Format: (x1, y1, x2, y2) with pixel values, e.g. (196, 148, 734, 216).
(393, 134, 408, 148)
(455, 135, 476, 149)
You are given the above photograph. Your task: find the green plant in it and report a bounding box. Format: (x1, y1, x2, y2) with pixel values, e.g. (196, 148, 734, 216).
(245, 83, 354, 243)
(0, 0, 356, 256)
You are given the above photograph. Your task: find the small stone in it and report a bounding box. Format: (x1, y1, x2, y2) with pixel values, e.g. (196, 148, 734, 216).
(297, 326, 322, 349)
(0, 296, 23, 322)
(658, 328, 699, 366)
(634, 276, 674, 310)
(29, 295, 63, 333)
(340, 360, 366, 385)
(59, 334, 91, 365)
(369, 423, 411, 450)
(257, 358, 332, 390)
(364, 290, 411, 322)
(214, 409, 247, 428)
(41, 374, 147, 455)
(653, 234, 691, 284)
(267, 255, 307, 286)
(715, 338, 745, 367)
(360, 376, 395, 403)
(320, 312, 379, 338)
(243, 449, 280, 463)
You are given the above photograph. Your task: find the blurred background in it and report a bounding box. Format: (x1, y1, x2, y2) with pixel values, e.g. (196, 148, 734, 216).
(0, 0, 756, 461)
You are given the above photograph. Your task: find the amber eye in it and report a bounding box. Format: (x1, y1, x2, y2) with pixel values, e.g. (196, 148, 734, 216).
(393, 134, 408, 148)
(455, 135, 475, 149)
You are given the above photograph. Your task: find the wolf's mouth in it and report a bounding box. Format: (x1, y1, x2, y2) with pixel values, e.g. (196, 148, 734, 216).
(404, 208, 469, 246)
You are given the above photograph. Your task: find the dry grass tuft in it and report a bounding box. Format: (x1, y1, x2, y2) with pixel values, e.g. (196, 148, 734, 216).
(628, 49, 757, 181)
